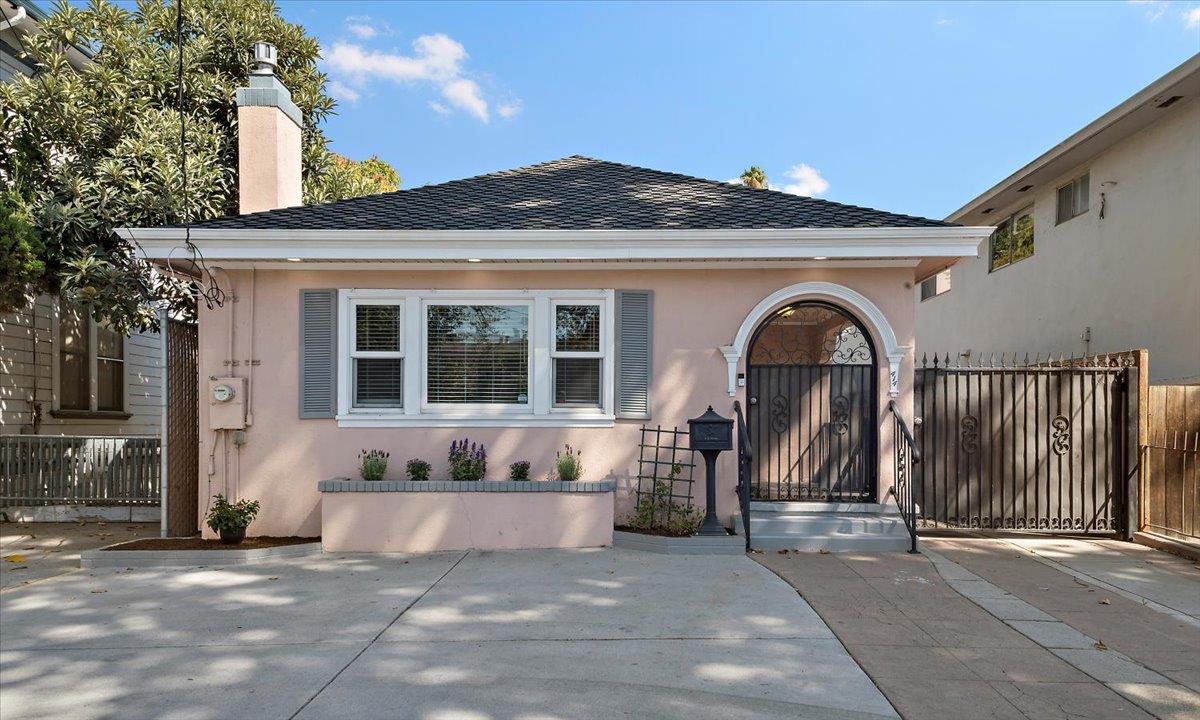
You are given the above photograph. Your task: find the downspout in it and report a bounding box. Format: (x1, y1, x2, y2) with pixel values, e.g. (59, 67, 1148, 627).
(159, 306, 169, 537)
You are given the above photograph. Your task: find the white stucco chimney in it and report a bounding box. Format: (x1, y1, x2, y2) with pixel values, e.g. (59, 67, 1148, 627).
(234, 43, 303, 214)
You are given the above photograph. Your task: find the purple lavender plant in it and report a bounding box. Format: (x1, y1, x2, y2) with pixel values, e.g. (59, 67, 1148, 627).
(448, 438, 487, 481)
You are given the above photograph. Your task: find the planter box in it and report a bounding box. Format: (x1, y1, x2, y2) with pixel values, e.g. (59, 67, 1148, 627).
(80, 541, 322, 568)
(319, 479, 615, 553)
(612, 529, 745, 555)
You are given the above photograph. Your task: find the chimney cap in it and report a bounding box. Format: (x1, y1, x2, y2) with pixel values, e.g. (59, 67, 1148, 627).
(251, 42, 278, 76)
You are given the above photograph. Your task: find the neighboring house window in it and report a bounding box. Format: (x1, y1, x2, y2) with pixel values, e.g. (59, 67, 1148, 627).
(989, 205, 1035, 271)
(58, 305, 126, 413)
(337, 290, 615, 426)
(59, 306, 90, 410)
(919, 269, 952, 301)
(1056, 172, 1089, 224)
(351, 302, 404, 408)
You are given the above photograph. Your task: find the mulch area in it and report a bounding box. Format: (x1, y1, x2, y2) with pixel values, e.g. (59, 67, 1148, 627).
(102, 536, 319, 551)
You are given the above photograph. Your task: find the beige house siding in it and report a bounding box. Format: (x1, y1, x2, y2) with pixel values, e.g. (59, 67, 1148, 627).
(0, 295, 162, 436)
(917, 95, 1200, 384)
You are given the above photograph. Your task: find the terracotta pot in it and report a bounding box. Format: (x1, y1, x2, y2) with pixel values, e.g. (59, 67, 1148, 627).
(219, 527, 246, 545)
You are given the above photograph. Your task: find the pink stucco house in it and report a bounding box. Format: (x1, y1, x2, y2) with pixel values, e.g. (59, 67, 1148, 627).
(122, 46, 991, 552)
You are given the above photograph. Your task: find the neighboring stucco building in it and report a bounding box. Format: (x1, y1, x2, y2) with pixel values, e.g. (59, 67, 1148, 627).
(124, 46, 991, 551)
(917, 54, 1200, 385)
(0, 0, 162, 438)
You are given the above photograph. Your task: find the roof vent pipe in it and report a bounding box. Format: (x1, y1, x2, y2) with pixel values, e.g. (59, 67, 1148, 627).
(251, 42, 278, 76)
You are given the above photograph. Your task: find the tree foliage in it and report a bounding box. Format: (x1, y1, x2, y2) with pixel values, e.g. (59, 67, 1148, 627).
(0, 0, 399, 332)
(739, 166, 768, 190)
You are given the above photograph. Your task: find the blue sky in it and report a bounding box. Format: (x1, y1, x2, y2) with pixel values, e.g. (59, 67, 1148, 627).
(288, 3, 1192, 218)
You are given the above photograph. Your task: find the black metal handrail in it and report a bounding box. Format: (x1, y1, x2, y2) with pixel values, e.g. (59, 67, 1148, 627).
(732, 400, 753, 551)
(887, 400, 921, 553)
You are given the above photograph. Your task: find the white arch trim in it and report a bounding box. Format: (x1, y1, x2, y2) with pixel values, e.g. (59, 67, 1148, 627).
(719, 281, 910, 397)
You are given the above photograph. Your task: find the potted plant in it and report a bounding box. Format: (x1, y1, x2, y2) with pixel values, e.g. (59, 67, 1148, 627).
(205, 494, 261, 545)
(555, 444, 583, 481)
(448, 439, 486, 481)
(509, 461, 531, 480)
(359, 449, 389, 481)
(407, 458, 431, 481)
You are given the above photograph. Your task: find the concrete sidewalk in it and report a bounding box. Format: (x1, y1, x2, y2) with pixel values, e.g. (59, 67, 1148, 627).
(755, 549, 1191, 720)
(926, 537, 1200, 696)
(0, 548, 896, 720)
(1, 521, 159, 591)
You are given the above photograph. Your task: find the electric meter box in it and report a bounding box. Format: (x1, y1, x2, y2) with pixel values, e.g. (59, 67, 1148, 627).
(208, 377, 247, 430)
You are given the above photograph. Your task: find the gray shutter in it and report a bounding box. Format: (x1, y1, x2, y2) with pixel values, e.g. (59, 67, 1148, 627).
(615, 289, 652, 420)
(299, 289, 337, 418)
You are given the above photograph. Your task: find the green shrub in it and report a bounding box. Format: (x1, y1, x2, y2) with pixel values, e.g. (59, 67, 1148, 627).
(624, 464, 702, 536)
(205, 494, 261, 533)
(406, 459, 431, 481)
(508, 461, 531, 480)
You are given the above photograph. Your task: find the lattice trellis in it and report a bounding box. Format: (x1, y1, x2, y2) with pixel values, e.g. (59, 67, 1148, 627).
(633, 425, 697, 529)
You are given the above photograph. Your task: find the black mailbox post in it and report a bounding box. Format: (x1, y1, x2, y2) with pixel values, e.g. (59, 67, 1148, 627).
(688, 406, 734, 537)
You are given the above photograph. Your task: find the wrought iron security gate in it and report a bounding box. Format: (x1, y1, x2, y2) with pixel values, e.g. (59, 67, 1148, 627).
(915, 355, 1129, 533)
(747, 302, 878, 502)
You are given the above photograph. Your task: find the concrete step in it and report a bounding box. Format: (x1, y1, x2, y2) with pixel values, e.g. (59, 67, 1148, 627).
(732, 506, 913, 552)
(733, 513, 909, 536)
(750, 534, 913, 552)
(749, 501, 898, 515)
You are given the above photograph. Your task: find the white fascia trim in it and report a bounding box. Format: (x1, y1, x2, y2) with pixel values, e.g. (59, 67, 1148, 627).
(336, 414, 616, 428)
(118, 227, 993, 261)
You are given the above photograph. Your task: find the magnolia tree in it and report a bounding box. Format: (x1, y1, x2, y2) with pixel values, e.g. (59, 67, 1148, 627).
(0, 0, 399, 332)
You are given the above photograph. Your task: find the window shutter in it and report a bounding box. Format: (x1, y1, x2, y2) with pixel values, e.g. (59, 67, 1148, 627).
(615, 290, 652, 419)
(299, 290, 337, 418)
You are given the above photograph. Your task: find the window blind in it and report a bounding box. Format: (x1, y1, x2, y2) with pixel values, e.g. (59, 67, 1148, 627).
(59, 306, 89, 411)
(353, 304, 403, 409)
(554, 358, 602, 405)
(354, 358, 404, 407)
(555, 305, 600, 352)
(427, 305, 529, 404)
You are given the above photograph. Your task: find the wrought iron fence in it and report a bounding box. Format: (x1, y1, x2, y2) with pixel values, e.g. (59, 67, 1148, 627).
(0, 436, 160, 506)
(887, 400, 920, 553)
(733, 400, 753, 551)
(915, 353, 1129, 533)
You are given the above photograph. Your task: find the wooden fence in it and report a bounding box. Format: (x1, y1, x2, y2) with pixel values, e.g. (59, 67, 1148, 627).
(0, 435, 160, 506)
(1140, 384, 1200, 544)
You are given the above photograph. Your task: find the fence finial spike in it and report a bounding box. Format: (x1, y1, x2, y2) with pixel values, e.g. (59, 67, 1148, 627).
(1000, 352, 1007, 366)
(932, 353, 940, 368)
(944, 352, 952, 367)
(1023, 352, 1030, 365)
(921, 352, 928, 367)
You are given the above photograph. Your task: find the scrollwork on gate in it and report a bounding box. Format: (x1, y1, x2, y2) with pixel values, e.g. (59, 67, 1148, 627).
(1051, 415, 1071, 456)
(770, 395, 790, 434)
(831, 395, 850, 435)
(960, 415, 979, 455)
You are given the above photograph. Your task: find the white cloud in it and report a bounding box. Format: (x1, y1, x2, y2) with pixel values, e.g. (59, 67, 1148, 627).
(428, 101, 451, 115)
(1129, 0, 1169, 22)
(442, 78, 489, 122)
(323, 33, 519, 123)
(345, 15, 388, 39)
(780, 164, 829, 196)
(1185, 6, 1200, 28)
(935, 18, 954, 27)
(497, 100, 522, 119)
(328, 80, 360, 104)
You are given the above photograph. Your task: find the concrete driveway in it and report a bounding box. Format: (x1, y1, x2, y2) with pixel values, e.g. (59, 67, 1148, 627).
(0, 548, 896, 720)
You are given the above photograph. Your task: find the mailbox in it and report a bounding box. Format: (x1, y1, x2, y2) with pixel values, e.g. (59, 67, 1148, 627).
(688, 406, 733, 452)
(687, 406, 734, 536)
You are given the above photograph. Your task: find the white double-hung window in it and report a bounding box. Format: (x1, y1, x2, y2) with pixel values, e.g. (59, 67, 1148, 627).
(350, 300, 404, 409)
(337, 289, 614, 426)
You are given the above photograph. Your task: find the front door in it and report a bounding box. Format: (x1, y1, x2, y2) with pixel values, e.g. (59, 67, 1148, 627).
(747, 301, 877, 502)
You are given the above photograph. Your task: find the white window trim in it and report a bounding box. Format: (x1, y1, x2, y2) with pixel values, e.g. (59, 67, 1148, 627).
(336, 289, 615, 427)
(550, 299, 607, 409)
(51, 305, 130, 416)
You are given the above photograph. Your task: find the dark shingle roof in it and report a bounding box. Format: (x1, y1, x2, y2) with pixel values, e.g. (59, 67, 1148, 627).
(188, 156, 952, 231)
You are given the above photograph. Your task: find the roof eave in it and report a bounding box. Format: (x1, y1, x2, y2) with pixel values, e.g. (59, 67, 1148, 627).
(117, 226, 993, 263)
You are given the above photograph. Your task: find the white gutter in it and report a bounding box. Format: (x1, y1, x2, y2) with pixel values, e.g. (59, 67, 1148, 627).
(118, 226, 994, 261)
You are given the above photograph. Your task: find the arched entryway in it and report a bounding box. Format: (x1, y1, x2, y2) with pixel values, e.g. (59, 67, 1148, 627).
(746, 301, 878, 502)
